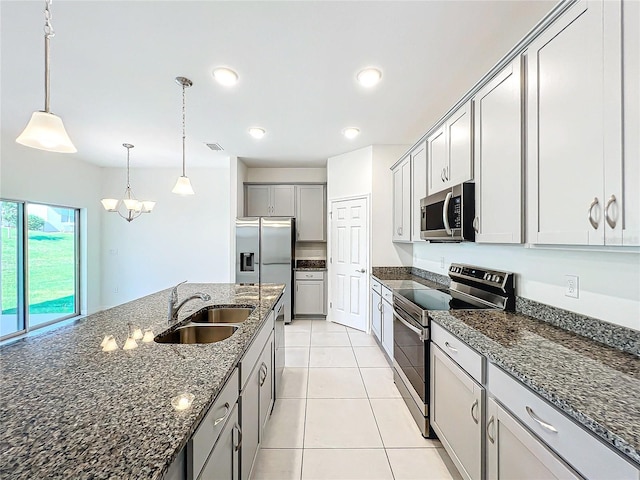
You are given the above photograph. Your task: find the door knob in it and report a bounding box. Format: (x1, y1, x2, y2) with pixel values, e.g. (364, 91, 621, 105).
(355, 268, 366, 273)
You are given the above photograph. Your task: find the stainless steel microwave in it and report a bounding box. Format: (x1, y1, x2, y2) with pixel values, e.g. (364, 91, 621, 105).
(420, 183, 475, 242)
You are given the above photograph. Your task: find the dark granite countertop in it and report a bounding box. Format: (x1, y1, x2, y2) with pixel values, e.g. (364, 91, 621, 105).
(430, 310, 640, 467)
(371, 271, 446, 290)
(373, 270, 639, 467)
(0, 283, 285, 480)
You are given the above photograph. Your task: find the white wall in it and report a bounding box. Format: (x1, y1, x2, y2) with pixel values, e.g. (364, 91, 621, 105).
(0, 143, 103, 315)
(327, 146, 373, 201)
(246, 167, 326, 183)
(413, 242, 640, 331)
(100, 165, 232, 308)
(372, 145, 413, 266)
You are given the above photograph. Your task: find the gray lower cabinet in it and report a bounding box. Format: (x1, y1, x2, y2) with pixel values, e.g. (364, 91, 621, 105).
(431, 343, 484, 480)
(198, 404, 240, 480)
(240, 327, 275, 480)
(294, 271, 326, 316)
(370, 281, 382, 342)
(486, 397, 579, 480)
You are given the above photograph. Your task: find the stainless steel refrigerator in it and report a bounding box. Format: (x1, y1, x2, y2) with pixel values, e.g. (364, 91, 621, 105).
(236, 217, 295, 324)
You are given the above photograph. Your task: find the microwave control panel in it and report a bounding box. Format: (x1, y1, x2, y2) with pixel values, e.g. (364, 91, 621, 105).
(451, 197, 462, 228)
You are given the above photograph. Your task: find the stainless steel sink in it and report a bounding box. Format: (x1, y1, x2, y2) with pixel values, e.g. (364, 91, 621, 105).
(154, 324, 238, 344)
(189, 307, 253, 324)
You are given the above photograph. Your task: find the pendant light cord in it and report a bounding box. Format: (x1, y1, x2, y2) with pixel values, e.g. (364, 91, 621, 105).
(43, 0, 55, 113)
(126, 145, 131, 189)
(181, 82, 186, 176)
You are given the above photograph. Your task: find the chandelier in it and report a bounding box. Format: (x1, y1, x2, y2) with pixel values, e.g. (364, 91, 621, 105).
(101, 144, 155, 222)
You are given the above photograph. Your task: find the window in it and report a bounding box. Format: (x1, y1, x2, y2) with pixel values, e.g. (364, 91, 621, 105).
(1, 200, 80, 340)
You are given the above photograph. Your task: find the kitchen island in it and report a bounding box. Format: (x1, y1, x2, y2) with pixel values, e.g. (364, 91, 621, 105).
(0, 283, 284, 480)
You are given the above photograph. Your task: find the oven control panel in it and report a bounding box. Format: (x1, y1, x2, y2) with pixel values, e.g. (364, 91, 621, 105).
(449, 263, 514, 292)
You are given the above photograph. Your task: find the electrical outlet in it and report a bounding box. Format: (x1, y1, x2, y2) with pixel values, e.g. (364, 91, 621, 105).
(565, 275, 579, 298)
(440, 257, 445, 269)
(113, 287, 119, 294)
(109, 249, 118, 256)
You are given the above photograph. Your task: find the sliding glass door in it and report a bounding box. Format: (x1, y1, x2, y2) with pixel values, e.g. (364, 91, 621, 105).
(0, 200, 80, 340)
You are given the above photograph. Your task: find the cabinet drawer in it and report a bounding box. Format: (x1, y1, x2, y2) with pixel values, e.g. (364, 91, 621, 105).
(240, 312, 275, 390)
(371, 278, 382, 295)
(488, 363, 639, 480)
(431, 322, 483, 384)
(295, 271, 325, 280)
(190, 368, 239, 480)
(381, 285, 393, 304)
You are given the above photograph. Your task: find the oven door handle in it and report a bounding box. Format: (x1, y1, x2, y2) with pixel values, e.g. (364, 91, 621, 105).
(393, 310, 425, 341)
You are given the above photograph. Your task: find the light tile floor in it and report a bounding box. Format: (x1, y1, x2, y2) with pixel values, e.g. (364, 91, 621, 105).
(250, 319, 462, 480)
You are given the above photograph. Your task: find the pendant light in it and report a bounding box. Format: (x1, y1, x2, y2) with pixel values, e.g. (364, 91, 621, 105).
(16, 0, 76, 153)
(101, 144, 155, 222)
(172, 76, 195, 195)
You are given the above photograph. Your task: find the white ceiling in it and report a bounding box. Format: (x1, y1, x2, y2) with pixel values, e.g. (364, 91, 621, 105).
(1, 0, 555, 168)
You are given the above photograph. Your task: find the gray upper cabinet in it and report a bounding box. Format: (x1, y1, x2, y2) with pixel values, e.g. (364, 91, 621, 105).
(473, 57, 523, 244)
(245, 185, 295, 217)
(296, 185, 326, 242)
(392, 157, 411, 242)
(427, 101, 473, 196)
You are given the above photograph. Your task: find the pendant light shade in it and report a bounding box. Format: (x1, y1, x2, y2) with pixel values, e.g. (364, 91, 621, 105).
(16, 0, 76, 153)
(16, 111, 76, 153)
(173, 76, 195, 196)
(172, 176, 195, 195)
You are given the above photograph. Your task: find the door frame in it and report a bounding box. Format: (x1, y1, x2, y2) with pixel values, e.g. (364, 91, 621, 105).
(327, 194, 371, 332)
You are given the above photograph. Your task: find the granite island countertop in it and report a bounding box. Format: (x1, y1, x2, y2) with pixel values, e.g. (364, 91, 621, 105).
(0, 283, 285, 480)
(371, 271, 640, 468)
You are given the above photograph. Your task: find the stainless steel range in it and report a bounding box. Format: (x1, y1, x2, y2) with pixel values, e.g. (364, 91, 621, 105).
(392, 264, 515, 438)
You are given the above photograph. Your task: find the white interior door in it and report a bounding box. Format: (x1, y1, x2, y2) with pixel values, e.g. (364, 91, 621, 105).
(330, 197, 368, 332)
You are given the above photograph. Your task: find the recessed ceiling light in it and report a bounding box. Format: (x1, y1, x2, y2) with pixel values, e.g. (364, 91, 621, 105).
(249, 127, 266, 139)
(212, 67, 239, 86)
(342, 127, 360, 139)
(356, 67, 382, 88)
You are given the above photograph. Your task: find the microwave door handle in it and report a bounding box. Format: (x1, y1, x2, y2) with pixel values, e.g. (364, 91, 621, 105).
(442, 191, 453, 235)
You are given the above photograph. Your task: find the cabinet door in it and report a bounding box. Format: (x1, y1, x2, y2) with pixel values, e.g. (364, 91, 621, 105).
(245, 185, 271, 217)
(296, 185, 326, 241)
(486, 398, 581, 480)
(447, 101, 473, 187)
(370, 289, 382, 342)
(259, 336, 274, 441)
(381, 299, 393, 358)
(401, 158, 411, 241)
(199, 405, 239, 480)
(427, 126, 448, 195)
(527, 0, 605, 245)
(411, 142, 427, 242)
(240, 365, 260, 480)
(295, 280, 325, 315)
(392, 163, 404, 241)
(474, 57, 523, 244)
(431, 344, 483, 480)
(608, 0, 639, 245)
(271, 185, 295, 217)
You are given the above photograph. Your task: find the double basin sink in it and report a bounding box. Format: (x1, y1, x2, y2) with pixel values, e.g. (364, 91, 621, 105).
(155, 306, 254, 344)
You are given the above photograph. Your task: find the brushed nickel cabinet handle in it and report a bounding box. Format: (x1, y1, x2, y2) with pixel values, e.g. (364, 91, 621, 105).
(234, 423, 243, 451)
(605, 195, 617, 229)
(471, 399, 479, 424)
(588, 197, 599, 230)
(487, 416, 496, 444)
(213, 402, 231, 426)
(526, 406, 558, 433)
(473, 216, 479, 233)
(444, 341, 458, 353)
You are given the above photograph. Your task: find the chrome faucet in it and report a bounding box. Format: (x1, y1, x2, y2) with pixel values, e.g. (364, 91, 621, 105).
(168, 280, 211, 325)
